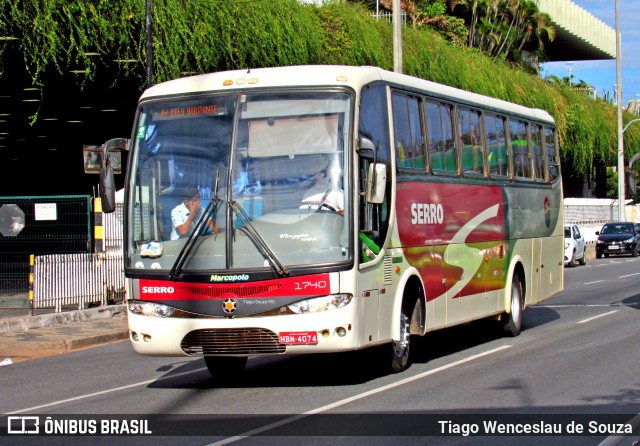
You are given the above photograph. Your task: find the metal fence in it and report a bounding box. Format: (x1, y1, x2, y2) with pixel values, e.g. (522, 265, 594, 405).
(0, 195, 92, 307)
(371, 11, 407, 24)
(31, 251, 125, 312)
(0, 194, 125, 312)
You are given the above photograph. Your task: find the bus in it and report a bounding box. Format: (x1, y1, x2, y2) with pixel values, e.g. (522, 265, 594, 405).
(97, 65, 564, 375)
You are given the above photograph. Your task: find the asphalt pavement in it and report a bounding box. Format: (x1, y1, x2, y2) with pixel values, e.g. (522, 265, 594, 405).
(0, 302, 128, 364)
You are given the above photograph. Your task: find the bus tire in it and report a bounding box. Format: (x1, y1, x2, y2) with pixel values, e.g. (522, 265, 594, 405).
(204, 356, 248, 377)
(502, 274, 523, 337)
(388, 307, 411, 373)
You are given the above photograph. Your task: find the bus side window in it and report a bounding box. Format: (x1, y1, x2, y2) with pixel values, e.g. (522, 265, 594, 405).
(485, 114, 508, 177)
(544, 126, 560, 182)
(457, 107, 483, 175)
(531, 124, 545, 182)
(509, 119, 531, 179)
(392, 93, 424, 170)
(427, 101, 456, 174)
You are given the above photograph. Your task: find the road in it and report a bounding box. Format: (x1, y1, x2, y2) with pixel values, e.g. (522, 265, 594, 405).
(1, 257, 639, 446)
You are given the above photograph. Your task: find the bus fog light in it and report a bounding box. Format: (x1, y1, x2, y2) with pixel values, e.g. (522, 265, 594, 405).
(321, 330, 330, 338)
(336, 327, 347, 337)
(143, 334, 151, 342)
(131, 331, 139, 342)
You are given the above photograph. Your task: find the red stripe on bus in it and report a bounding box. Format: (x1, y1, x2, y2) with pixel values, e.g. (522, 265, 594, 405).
(138, 274, 332, 300)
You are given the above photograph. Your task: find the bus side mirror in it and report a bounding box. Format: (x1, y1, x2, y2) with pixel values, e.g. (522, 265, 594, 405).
(99, 138, 129, 214)
(358, 136, 376, 160)
(100, 165, 116, 213)
(366, 163, 387, 204)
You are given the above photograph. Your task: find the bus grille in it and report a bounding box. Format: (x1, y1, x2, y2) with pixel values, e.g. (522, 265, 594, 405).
(180, 328, 286, 355)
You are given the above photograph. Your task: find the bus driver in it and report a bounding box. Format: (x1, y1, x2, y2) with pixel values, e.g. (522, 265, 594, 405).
(300, 165, 344, 213)
(170, 187, 219, 240)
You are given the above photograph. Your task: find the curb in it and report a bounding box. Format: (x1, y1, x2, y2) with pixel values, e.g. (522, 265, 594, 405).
(64, 329, 130, 350)
(0, 304, 127, 335)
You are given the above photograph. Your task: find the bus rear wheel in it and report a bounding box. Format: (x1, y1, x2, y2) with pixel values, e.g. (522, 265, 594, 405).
(388, 308, 411, 373)
(502, 274, 523, 337)
(204, 356, 248, 378)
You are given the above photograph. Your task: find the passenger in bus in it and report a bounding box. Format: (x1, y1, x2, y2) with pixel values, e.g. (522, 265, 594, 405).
(170, 187, 219, 240)
(300, 165, 344, 213)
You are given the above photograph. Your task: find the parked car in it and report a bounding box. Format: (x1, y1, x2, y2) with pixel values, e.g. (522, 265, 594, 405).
(564, 224, 586, 267)
(595, 221, 639, 258)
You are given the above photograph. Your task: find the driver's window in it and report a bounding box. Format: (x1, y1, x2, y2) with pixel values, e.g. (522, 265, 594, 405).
(359, 85, 392, 262)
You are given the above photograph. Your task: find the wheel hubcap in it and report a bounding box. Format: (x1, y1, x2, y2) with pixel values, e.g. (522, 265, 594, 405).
(511, 288, 521, 324)
(394, 312, 410, 357)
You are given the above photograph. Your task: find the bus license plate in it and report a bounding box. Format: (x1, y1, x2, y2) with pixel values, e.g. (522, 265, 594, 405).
(279, 331, 318, 345)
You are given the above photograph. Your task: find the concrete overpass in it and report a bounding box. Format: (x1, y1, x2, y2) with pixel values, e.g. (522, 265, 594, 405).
(538, 0, 616, 61)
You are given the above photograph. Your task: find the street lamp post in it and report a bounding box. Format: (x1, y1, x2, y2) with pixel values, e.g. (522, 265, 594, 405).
(393, 0, 402, 73)
(566, 62, 574, 88)
(615, 0, 624, 221)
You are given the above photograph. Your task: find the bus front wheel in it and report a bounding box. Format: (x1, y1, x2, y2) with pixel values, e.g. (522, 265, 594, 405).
(204, 356, 248, 378)
(502, 274, 523, 337)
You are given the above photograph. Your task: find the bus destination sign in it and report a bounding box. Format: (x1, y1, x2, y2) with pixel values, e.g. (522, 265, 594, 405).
(152, 104, 227, 120)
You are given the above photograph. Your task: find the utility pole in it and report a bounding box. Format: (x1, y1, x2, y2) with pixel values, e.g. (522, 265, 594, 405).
(615, 0, 624, 221)
(393, 0, 402, 73)
(146, 0, 154, 87)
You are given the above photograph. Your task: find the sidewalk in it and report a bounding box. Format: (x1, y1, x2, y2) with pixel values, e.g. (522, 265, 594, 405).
(0, 303, 129, 364)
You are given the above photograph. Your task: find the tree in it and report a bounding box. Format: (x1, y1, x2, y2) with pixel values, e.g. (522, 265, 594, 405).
(448, 0, 554, 65)
(379, 0, 468, 45)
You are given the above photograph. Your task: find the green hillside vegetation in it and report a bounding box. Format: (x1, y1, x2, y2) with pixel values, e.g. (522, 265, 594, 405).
(1, 0, 638, 174)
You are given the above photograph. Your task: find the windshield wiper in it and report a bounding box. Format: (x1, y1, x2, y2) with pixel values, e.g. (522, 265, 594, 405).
(230, 200, 289, 277)
(169, 197, 221, 280)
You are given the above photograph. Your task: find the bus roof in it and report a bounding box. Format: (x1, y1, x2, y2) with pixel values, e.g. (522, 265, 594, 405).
(140, 65, 554, 124)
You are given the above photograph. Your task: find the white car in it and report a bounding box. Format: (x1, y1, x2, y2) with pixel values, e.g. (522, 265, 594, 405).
(564, 224, 586, 267)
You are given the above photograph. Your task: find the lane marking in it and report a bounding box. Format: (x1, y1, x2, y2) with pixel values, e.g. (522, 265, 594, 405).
(540, 303, 633, 308)
(618, 272, 640, 278)
(577, 310, 619, 324)
(584, 280, 605, 285)
(4, 367, 205, 414)
(6, 345, 512, 417)
(205, 345, 513, 446)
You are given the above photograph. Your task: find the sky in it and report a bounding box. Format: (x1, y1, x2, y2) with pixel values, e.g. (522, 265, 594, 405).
(541, 0, 640, 107)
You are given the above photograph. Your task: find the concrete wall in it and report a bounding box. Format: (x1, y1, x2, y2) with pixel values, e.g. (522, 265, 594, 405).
(564, 197, 640, 259)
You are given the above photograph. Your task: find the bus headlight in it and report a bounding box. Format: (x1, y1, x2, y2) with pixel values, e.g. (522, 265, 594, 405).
(287, 294, 352, 314)
(128, 301, 175, 318)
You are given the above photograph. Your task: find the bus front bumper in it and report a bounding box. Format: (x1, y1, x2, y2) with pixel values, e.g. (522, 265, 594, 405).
(127, 303, 363, 357)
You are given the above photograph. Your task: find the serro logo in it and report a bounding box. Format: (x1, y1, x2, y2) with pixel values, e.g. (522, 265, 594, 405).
(141, 286, 175, 294)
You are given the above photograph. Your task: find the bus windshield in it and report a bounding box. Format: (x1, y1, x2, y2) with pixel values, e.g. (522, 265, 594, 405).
(127, 91, 353, 274)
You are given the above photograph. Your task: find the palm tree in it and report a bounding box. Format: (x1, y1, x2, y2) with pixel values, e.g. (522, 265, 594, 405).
(447, 0, 555, 64)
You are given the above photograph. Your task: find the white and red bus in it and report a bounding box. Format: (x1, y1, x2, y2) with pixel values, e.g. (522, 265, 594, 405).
(98, 65, 563, 375)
